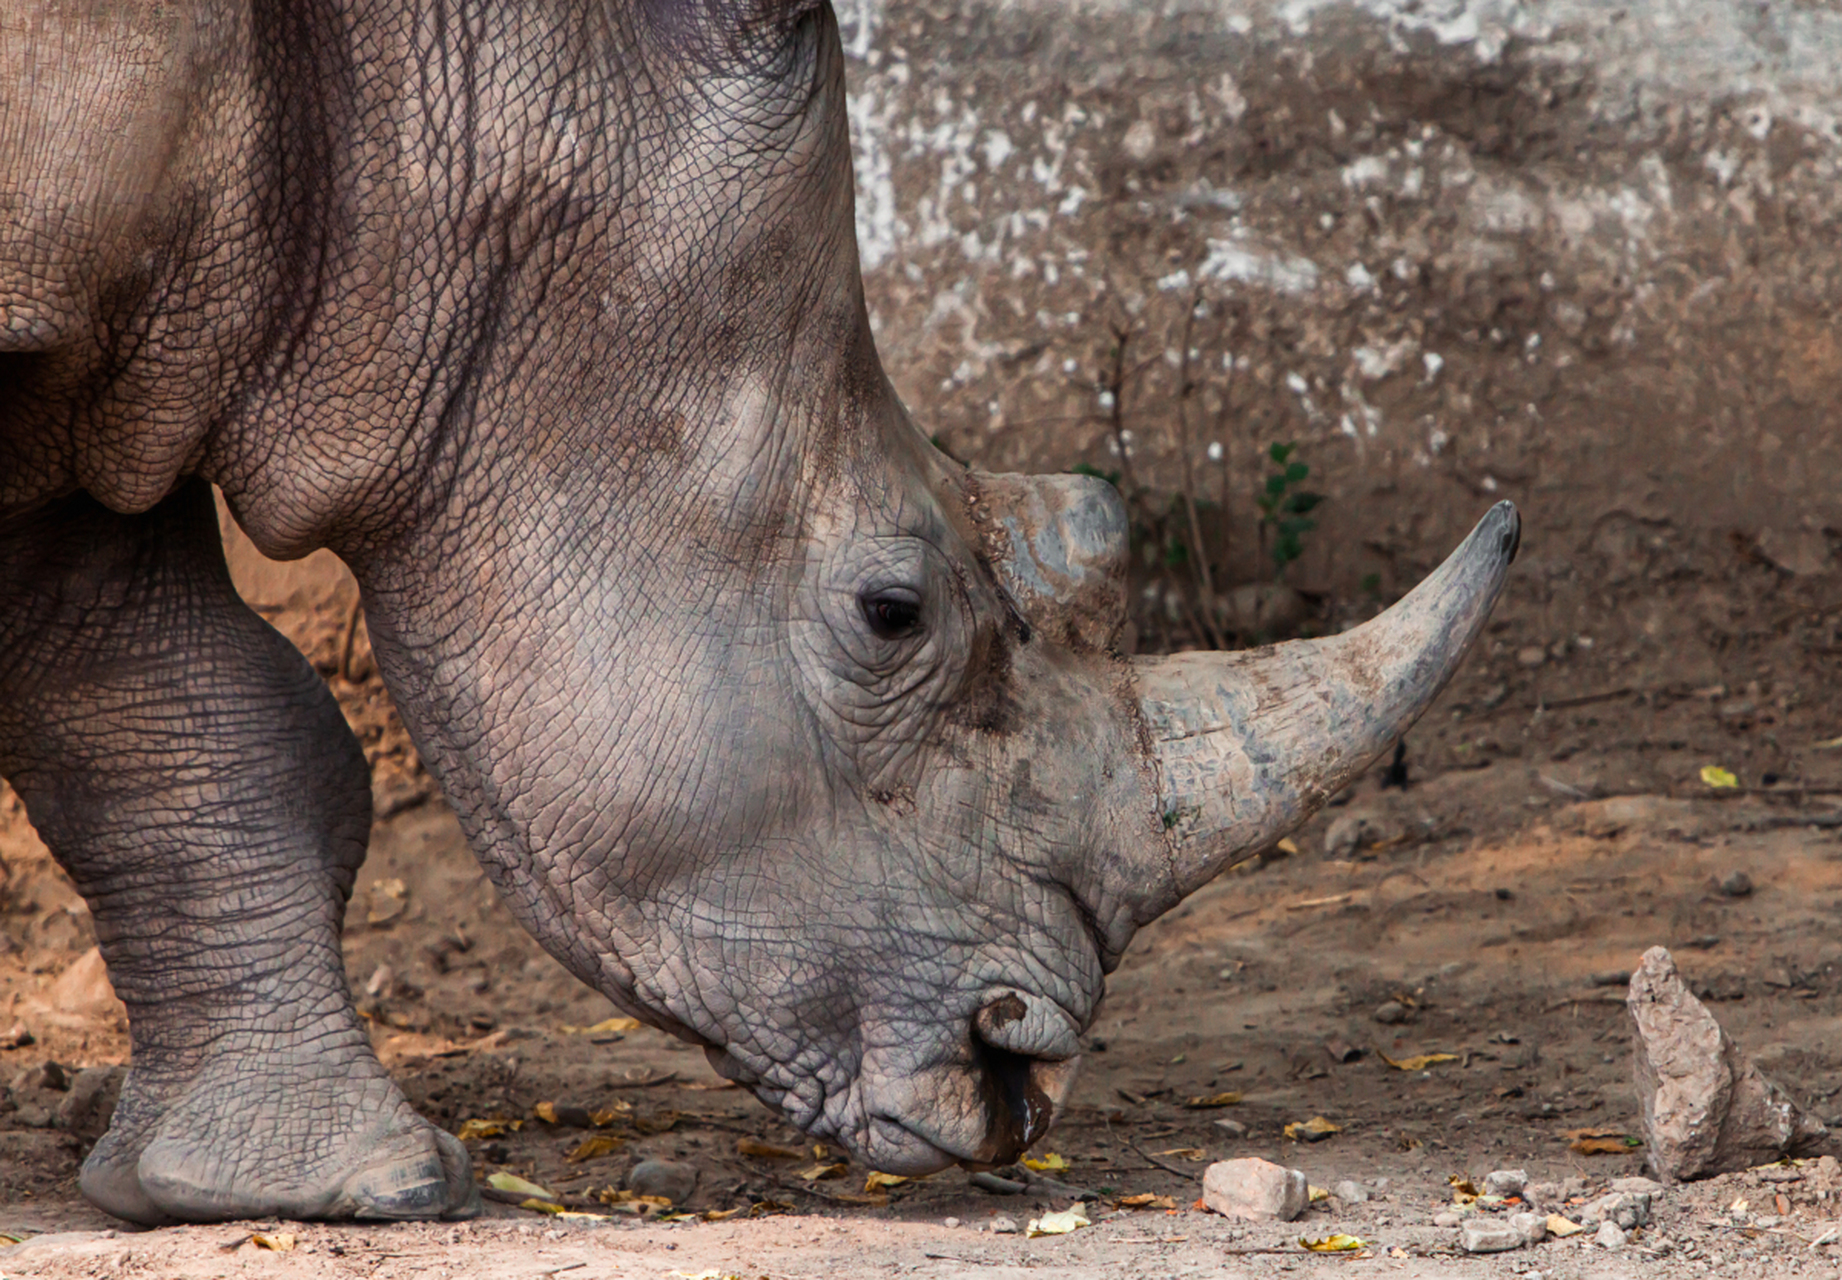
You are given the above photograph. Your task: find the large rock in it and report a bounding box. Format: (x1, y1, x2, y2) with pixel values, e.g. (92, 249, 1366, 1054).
(1628, 946, 1827, 1181)
(1201, 1158, 1309, 1221)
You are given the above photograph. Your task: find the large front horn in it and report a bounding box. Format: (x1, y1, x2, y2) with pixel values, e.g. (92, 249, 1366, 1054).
(1135, 502, 1519, 895)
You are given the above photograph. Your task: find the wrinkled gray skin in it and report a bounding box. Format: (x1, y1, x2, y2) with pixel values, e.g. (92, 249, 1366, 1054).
(0, 0, 1518, 1225)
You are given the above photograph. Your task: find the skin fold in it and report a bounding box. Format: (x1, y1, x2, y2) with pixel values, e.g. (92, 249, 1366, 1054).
(0, 0, 1516, 1222)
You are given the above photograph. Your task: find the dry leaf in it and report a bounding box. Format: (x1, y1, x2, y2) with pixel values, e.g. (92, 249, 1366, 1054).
(796, 1162, 848, 1181)
(864, 1171, 909, 1192)
(588, 1103, 631, 1125)
(1283, 1116, 1340, 1142)
(1815, 735, 1842, 751)
(1701, 765, 1739, 789)
(1546, 1214, 1584, 1238)
(1379, 1052, 1460, 1071)
(1565, 1127, 1640, 1155)
(455, 1117, 521, 1141)
(567, 1134, 625, 1162)
(1729, 1197, 1750, 1214)
(1182, 1092, 1243, 1109)
(699, 1207, 744, 1221)
(1300, 1235, 1367, 1252)
(533, 1101, 560, 1124)
(595, 1188, 673, 1209)
(736, 1138, 804, 1159)
(518, 1198, 567, 1215)
(1021, 1152, 1068, 1172)
(1155, 1147, 1208, 1162)
(1308, 1185, 1330, 1202)
(1116, 1193, 1177, 1210)
(367, 878, 409, 926)
(251, 1233, 296, 1252)
(487, 1171, 559, 1201)
(1026, 1208, 1090, 1237)
(1275, 837, 1300, 855)
(558, 1016, 643, 1035)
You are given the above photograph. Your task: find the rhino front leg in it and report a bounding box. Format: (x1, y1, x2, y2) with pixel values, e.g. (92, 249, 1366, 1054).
(0, 480, 478, 1225)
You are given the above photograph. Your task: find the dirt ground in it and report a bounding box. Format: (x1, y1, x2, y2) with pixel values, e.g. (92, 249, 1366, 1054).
(7, 0, 1842, 1275)
(5, 522, 1842, 1276)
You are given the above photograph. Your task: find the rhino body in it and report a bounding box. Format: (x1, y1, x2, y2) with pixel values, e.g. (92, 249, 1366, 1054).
(0, 0, 1516, 1223)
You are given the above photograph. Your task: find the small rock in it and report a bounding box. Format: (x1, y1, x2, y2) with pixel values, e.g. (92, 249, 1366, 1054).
(1521, 1180, 1561, 1208)
(1460, 1218, 1524, 1253)
(1212, 1118, 1248, 1139)
(989, 1215, 1019, 1234)
(1201, 1158, 1310, 1222)
(626, 1159, 697, 1206)
(1510, 1211, 1547, 1244)
(1595, 1220, 1627, 1249)
(46, 948, 122, 1020)
(1578, 1191, 1651, 1230)
(1610, 1176, 1667, 1196)
(942, 1217, 960, 1228)
(1432, 1210, 1465, 1228)
(1718, 871, 1754, 898)
(1373, 1000, 1408, 1025)
(56, 1066, 124, 1141)
(15, 1060, 68, 1093)
(1630, 945, 1827, 1180)
(1483, 1169, 1528, 1198)
(1332, 1179, 1369, 1204)
(0, 1023, 32, 1050)
(1516, 645, 1547, 668)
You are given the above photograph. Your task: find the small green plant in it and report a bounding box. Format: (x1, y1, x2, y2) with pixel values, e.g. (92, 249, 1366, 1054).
(1070, 461, 1122, 487)
(1256, 442, 1323, 578)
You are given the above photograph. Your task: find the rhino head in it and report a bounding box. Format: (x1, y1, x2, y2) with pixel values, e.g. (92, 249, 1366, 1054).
(75, 2, 1512, 1174)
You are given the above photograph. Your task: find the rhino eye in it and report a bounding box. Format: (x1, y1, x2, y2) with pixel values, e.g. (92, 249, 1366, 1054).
(860, 587, 923, 640)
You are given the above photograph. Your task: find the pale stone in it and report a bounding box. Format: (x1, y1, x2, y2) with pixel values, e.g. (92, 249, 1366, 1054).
(1629, 946, 1826, 1181)
(1460, 1218, 1524, 1253)
(1201, 1158, 1309, 1222)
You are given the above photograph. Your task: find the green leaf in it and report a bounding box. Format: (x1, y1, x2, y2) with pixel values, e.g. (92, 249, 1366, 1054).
(1268, 442, 1294, 463)
(1287, 491, 1324, 515)
(1265, 475, 1288, 497)
(1284, 462, 1309, 484)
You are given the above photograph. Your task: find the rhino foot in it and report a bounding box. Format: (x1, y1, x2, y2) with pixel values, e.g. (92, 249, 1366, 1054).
(82, 1053, 479, 1225)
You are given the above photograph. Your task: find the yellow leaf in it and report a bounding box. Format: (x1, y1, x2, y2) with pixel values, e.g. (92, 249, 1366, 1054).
(1309, 1185, 1330, 1202)
(796, 1162, 847, 1181)
(864, 1171, 909, 1192)
(567, 1134, 625, 1162)
(455, 1117, 520, 1141)
(1021, 1153, 1068, 1172)
(736, 1138, 804, 1159)
(1448, 1176, 1480, 1197)
(1275, 838, 1300, 856)
(588, 1102, 631, 1125)
(1116, 1193, 1177, 1210)
(1300, 1235, 1367, 1252)
(251, 1233, 296, 1252)
(1026, 1208, 1090, 1237)
(560, 1016, 643, 1034)
(1155, 1147, 1208, 1161)
(1565, 1127, 1641, 1155)
(533, 1101, 559, 1124)
(487, 1171, 559, 1201)
(1182, 1092, 1243, 1109)
(1379, 1052, 1460, 1071)
(699, 1207, 744, 1221)
(1815, 735, 1842, 751)
(594, 1188, 674, 1209)
(1283, 1116, 1341, 1142)
(519, 1198, 566, 1215)
(1546, 1214, 1585, 1237)
(1701, 765, 1739, 789)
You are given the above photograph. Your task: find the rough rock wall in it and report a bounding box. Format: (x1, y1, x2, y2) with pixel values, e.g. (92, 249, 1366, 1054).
(843, 0, 1842, 597)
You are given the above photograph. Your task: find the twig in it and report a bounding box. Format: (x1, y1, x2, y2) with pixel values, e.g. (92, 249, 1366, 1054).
(338, 596, 365, 682)
(1133, 1144, 1203, 1180)
(1173, 290, 1226, 650)
(605, 1071, 678, 1088)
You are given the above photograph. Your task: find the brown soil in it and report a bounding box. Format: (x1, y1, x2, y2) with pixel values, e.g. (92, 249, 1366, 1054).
(5, 530, 1842, 1276)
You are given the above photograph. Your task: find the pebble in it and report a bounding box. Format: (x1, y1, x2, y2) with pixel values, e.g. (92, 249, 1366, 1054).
(1201, 1158, 1309, 1222)
(989, 1215, 1019, 1234)
(1373, 1000, 1408, 1025)
(1483, 1168, 1528, 1198)
(942, 1217, 959, 1228)
(1332, 1179, 1369, 1204)
(626, 1159, 698, 1206)
(1509, 1211, 1547, 1244)
(1212, 1118, 1248, 1139)
(1719, 870, 1754, 897)
(1460, 1218, 1525, 1253)
(1596, 1220, 1628, 1250)
(1516, 645, 1547, 668)
(1432, 1211, 1465, 1228)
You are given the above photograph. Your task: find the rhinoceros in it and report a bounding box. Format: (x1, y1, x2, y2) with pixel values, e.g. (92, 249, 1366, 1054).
(0, 0, 1517, 1225)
